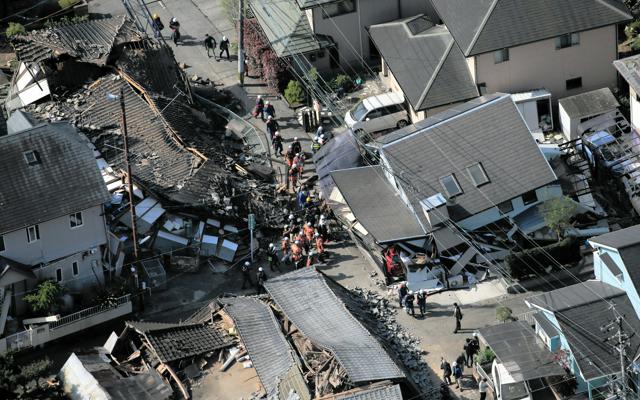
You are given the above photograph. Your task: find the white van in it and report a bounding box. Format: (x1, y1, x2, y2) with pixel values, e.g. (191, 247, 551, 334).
(344, 92, 409, 138)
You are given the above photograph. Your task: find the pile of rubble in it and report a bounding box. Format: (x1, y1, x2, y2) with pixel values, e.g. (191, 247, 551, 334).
(348, 287, 442, 400)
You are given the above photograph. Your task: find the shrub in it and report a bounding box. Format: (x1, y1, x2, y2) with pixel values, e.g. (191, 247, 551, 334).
(540, 196, 577, 239)
(330, 74, 353, 92)
(58, 0, 81, 8)
(5, 22, 25, 37)
(23, 280, 64, 314)
(496, 306, 513, 322)
(505, 237, 581, 280)
(284, 80, 305, 104)
(475, 347, 496, 365)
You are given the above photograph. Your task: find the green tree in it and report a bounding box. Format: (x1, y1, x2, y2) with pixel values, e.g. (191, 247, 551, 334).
(23, 280, 64, 314)
(496, 306, 513, 323)
(284, 80, 305, 105)
(5, 22, 25, 37)
(540, 196, 577, 239)
(0, 352, 63, 398)
(474, 347, 496, 365)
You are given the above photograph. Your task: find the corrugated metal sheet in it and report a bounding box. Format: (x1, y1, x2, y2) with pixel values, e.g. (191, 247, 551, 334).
(329, 384, 403, 400)
(264, 268, 405, 383)
(223, 297, 310, 399)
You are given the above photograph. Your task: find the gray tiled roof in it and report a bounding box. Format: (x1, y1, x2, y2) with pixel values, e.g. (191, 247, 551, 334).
(126, 321, 183, 332)
(546, 284, 640, 380)
(142, 323, 231, 363)
(11, 16, 142, 65)
(559, 88, 619, 119)
(0, 123, 109, 234)
(478, 321, 564, 381)
(526, 280, 625, 312)
(331, 166, 425, 243)
(250, 0, 330, 57)
(370, 17, 478, 111)
(589, 224, 640, 249)
(380, 94, 557, 220)
(615, 54, 640, 95)
(223, 297, 308, 398)
(332, 385, 403, 400)
(264, 268, 405, 383)
(431, 0, 631, 56)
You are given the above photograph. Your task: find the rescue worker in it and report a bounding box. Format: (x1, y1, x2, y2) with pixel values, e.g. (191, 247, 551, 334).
(256, 267, 267, 294)
(304, 222, 315, 243)
(219, 35, 230, 59)
(291, 240, 303, 269)
(285, 145, 295, 168)
(152, 14, 164, 38)
(291, 137, 302, 155)
(289, 164, 298, 189)
(272, 131, 283, 156)
(169, 17, 181, 45)
(267, 243, 281, 272)
(254, 95, 264, 120)
(416, 289, 427, 317)
(315, 232, 325, 261)
(264, 101, 276, 119)
(241, 261, 254, 289)
(266, 116, 279, 139)
(398, 282, 408, 308)
(404, 290, 416, 316)
(280, 237, 291, 264)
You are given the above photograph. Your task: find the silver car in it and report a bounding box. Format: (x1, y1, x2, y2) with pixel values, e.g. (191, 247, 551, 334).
(344, 92, 409, 141)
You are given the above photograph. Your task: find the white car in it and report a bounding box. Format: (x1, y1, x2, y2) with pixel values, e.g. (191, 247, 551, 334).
(344, 92, 409, 140)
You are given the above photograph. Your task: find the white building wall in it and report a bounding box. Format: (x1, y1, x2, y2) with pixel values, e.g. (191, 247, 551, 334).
(32, 251, 105, 292)
(474, 25, 618, 103)
(0, 205, 107, 266)
(559, 104, 574, 140)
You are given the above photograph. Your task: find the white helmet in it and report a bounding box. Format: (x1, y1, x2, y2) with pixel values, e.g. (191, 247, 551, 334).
(258, 267, 263, 272)
(294, 137, 298, 141)
(409, 290, 414, 295)
(295, 240, 300, 244)
(222, 35, 227, 41)
(171, 17, 177, 23)
(267, 115, 273, 120)
(269, 243, 274, 248)
(265, 100, 270, 105)
(244, 261, 250, 266)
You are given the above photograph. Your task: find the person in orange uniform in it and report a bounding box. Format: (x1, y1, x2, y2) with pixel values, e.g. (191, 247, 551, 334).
(303, 222, 315, 243)
(280, 237, 290, 264)
(315, 232, 325, 261)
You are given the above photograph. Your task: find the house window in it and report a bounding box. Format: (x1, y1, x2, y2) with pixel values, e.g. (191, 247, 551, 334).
(26, 225, 40, 243)
(23, 150, 40, 166)
(55, 268, 63, 283)
(322, 0, 356, 18)
(522, 190, 538, 205)
(556, 32, 580, 49)
(477, 82, 487, 95)
(566, 77, 582, 91)
(72, 261, 79, 276)
(439, 174, 463, 198)
(70, 212, 83, 229)
(498, 199, 514, 214)
(493, 48, 509, 64)
(0, 235, 4, 253)
(466, 162, 490, 187)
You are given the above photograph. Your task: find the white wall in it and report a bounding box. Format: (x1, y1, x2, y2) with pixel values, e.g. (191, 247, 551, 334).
(559, 105, 574, 140)
(32, 251, 105, 292)
(474, 25, 618, 103)
(0, 205, 107, 266)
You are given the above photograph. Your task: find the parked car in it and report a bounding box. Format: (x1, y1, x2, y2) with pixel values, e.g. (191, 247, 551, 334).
(491, 361, 550, 400)
(344, 92, 409, 140)
(580, 131, 635, 177)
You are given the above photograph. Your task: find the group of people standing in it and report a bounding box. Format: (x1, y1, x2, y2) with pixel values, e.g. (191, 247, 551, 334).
(397, 283, 429, 318)
(440, 333, 481, 392)
(281, 209, 329, 270)
(151, 14, 230, 59)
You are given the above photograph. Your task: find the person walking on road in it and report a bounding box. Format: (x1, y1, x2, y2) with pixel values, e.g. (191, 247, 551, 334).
(440, 358, 452, 385)
(267, 243, 282, 272)
(479, 378, 488, 400)
(272, 131, 283, 156)
(416, 289, 427, 317)
(453, 302, 463, 333)
(291, 137, 302, 155)
(398, 283, 408, 308)
(169, 17, 181, 45)
(266, 116, 279, 140)
(453, 361, 463, 389)
(204, 34, 216, 58)
(464, 338, 475, 368)
(264, 101, 276, 119)
(404, 290, 415, 316)
(256, 267, 267, 294)
(219, 35, 230, 60)
(152, 14, 164, 38)
(254, 95, 264, 120)
(241, 261, 254, 289)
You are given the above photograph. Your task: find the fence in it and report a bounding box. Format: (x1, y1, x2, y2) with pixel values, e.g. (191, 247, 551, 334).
(515, 309, 537, 326)
(0, 295, 132, 354)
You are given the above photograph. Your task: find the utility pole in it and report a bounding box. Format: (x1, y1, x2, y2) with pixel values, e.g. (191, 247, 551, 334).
(238, 0, 245, 86)
(602, 305, 629, 400)
(119, 88, 140, 261)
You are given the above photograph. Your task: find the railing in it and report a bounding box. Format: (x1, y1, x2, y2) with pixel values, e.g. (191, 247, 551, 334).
(515, 309, 537, 326)
(0, 294, 132, 354)
(49, 295, 131, 329)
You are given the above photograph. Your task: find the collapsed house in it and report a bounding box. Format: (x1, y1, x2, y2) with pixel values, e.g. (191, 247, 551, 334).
(3, 16, 284, 279)
(109, 268, 431, 399)
(324, 94, 606, 289)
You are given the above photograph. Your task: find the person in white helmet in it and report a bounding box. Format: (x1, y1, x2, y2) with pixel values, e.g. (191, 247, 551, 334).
(219, 35, 230, 60)
(291, 137, 302, 155)
(267, 243, 281, 272)
(241, 261, 254, 289)
(169, 17, 180, 45)
(256, 267, 267, 294)
(404, 290, 415, 316)
(264, 100, 276, 119)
